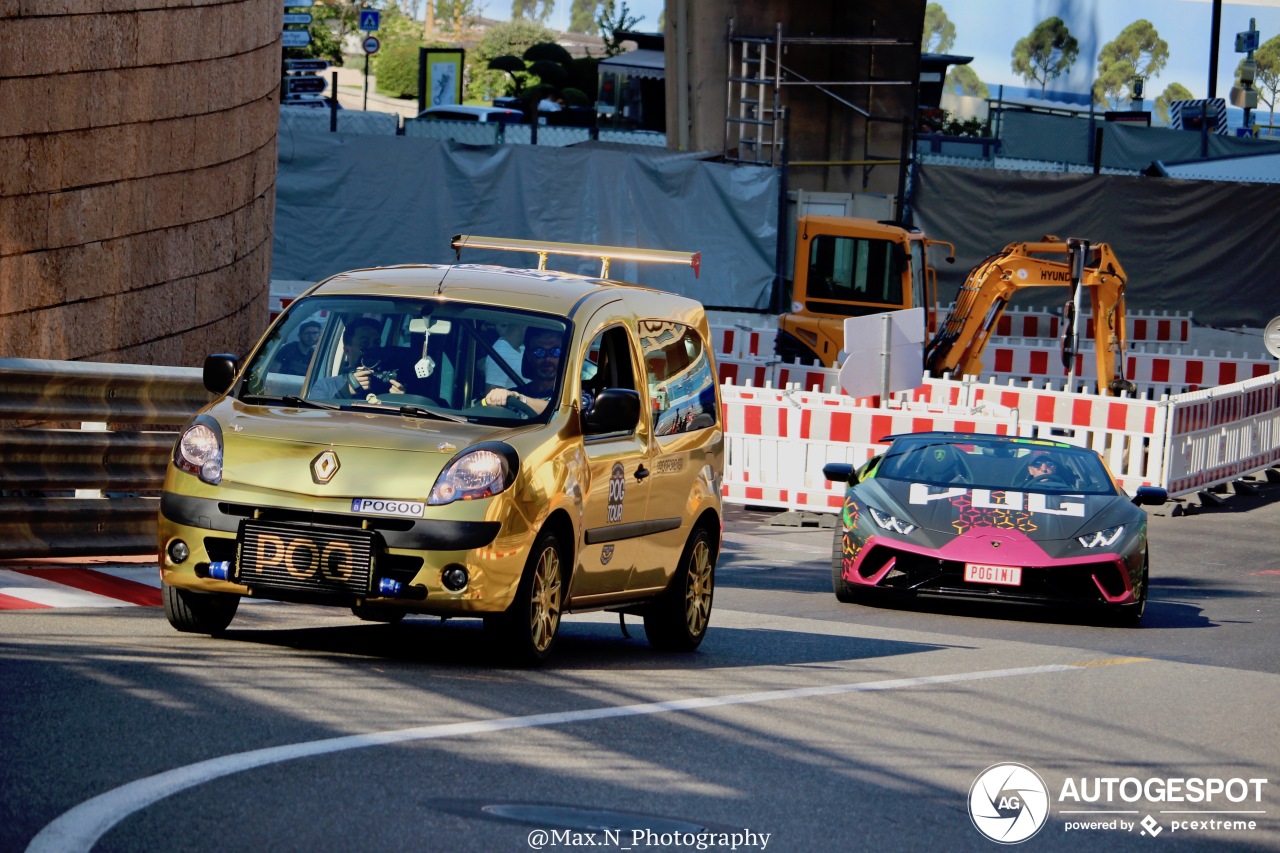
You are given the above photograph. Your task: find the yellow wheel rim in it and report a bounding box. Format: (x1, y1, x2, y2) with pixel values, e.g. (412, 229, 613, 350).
(684, 539, 713, 636)
(530, 545, 562, 653)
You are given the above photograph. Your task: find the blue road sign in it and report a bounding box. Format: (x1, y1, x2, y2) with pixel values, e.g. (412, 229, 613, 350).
(359, 9, 380, 31)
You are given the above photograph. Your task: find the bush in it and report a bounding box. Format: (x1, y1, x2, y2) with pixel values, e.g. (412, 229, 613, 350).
(374, 40, 422, 99)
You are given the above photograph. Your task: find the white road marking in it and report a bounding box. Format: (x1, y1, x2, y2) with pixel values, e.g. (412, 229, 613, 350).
(90, 567, 162, 588)
(28, 662, 1091, 853)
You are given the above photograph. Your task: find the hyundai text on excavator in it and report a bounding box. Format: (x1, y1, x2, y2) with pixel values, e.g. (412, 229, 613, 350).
(774, 215, 955, 366)
(922, 236, 1137, 396)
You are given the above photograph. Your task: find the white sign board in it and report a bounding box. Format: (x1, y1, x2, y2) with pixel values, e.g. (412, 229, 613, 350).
(838, 308, 925, 399)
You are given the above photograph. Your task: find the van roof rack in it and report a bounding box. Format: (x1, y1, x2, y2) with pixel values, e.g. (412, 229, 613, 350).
(451, 234, 700, 279)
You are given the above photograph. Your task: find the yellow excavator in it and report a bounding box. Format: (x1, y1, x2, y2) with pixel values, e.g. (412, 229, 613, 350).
(922, 236, 1136, 396)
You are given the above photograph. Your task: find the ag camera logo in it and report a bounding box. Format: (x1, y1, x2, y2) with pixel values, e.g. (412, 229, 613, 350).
(969, 763, 1050, 844)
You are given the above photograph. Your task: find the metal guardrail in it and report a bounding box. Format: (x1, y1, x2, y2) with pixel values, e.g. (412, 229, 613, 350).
(0, 359, 211, 558)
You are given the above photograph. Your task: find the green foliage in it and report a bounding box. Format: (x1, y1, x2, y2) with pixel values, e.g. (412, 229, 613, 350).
(435, 0, 482, 37)
(1243, 34, 1280, 121)
(920, 109, 988, 137)
(598, 1, 644, 57)
(282, 5, 346, 67)
(1153, 82, 1194, 124)
(512, 0, 552, 23)
(374, 40, 425, 98)
(1093, 19, 1168, 108)
(469, 19, 560, 100)
(1011, 17, 1079, 95)
(947, 65, 989, 99)
(569, 0, 598, 34)
(922, 3, 955, 53)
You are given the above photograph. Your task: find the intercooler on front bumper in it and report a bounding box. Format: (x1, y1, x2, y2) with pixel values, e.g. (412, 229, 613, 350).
(235, 519, 376, 597)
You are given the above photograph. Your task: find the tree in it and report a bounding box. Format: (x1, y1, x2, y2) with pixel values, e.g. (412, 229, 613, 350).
(468, 18, 560, 101)
(511, 0, 553, 23)
(1011, 17, 1079, 96)
(922, 3, 955, 53)
(1093, 19, 1168, 109)
(283, 4, 347, 66)
(436, 0, 482, 39)
(1241, 34, 1280, 126)
(568, 0, 598, 34)
(1154, 82, 1194, 124)
(597, 1, 644, 57)
(947, 65, 989, 99)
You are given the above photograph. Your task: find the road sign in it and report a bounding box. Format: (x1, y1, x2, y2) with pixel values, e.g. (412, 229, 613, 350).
(282, 12, 312, 25)
(281, 30, 311, 48)
(283, 0, 313, 5)
(286, 75, 327, 95)
(362, 35, 380, 55)
(359, 9, 380, 31)
(285, 58, 330, 72)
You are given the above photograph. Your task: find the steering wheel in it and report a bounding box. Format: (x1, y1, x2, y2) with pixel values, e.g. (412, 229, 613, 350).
(504, 396, 537, 418)
(1030, 473, 1069, 487)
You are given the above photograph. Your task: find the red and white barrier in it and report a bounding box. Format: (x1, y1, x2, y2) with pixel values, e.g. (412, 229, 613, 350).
(1162, 374, 1280, 495)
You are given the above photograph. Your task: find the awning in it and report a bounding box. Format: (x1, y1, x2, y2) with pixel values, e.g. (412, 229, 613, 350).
(599, 49, 665, 81)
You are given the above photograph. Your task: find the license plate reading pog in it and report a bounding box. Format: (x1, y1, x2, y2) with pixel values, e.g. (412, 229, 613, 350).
(964, 563, 1022, 586)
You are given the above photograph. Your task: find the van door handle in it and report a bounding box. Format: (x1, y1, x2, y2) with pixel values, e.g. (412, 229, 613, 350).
(634, 464, 650, 481)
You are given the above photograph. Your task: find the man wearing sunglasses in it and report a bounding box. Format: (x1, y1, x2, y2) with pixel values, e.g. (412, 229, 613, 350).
(1021, 451, 1070, 487)
(483, 327, 565, 415)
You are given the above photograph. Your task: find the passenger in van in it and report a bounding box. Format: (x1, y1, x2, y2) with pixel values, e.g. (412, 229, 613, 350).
(481, 320, 525, 389)
(312, 317, 405, 398)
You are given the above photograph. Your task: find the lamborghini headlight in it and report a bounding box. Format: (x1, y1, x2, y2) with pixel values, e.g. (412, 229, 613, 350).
(1077, 525, 1124, 548)
(868, 505, 916, 535)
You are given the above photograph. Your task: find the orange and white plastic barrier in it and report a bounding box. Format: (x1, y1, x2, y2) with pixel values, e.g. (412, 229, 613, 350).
(720, 370, 1280, 511)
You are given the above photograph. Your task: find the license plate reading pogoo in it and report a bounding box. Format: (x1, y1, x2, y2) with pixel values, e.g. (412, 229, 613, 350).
(964, 563, 1022, 586)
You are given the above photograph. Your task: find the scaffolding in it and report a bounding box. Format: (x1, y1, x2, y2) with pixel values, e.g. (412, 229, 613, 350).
(723, 20, 919, 175)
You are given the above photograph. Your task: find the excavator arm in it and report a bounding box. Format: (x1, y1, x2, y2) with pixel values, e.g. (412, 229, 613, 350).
(923, 237, 1133, 396)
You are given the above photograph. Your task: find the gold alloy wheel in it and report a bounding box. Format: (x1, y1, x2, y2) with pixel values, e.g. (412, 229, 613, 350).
(683, 538, 713, 636)
(529, 545, 562, 653)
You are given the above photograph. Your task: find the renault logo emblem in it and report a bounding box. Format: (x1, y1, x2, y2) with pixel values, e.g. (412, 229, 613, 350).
(311, 450, 340, 484)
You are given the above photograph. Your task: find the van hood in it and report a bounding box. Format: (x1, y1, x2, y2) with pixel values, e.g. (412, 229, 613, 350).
(207, 399, 514, 500)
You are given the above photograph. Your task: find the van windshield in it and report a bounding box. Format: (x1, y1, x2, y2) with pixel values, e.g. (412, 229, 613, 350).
(238, 296, 570, 424)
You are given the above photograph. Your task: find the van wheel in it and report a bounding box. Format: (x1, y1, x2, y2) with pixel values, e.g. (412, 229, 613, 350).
(486, 531, 564, 664)
(644, 527, 715, 651)
(163, 583, 239, 635)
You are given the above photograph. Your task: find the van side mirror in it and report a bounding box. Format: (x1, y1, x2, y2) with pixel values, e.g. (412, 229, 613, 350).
(823, 462, 859, 485)
(584, 388, 640, 435)
(203, 354, 239, 394)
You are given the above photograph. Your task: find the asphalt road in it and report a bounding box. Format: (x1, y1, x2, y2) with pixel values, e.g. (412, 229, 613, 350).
(2, 486, 1278, 853)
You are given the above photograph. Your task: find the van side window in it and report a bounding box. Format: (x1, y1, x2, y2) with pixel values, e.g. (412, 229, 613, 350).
(582, 326, 638, 405)
(640, 321, 718, 436)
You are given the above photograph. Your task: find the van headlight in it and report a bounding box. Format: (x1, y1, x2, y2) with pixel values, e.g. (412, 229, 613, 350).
(174, 419, 223, 485)
(428, 443, 518, 505)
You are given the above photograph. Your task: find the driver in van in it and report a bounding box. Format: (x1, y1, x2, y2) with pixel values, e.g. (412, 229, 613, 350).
(483, 327, 564, 415)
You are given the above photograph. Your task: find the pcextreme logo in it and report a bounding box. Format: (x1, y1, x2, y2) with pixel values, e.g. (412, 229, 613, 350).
(969, 763, 1051, 844)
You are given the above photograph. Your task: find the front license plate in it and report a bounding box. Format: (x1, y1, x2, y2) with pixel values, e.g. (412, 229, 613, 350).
(964, 563, 1022, 586)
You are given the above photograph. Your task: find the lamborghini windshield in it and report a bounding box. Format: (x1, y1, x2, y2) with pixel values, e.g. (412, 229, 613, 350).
(874, 436, 1119, 495)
